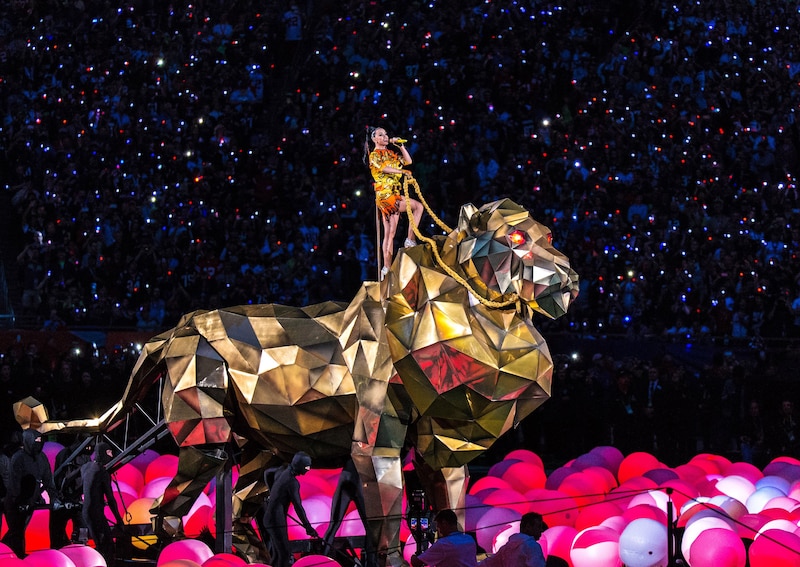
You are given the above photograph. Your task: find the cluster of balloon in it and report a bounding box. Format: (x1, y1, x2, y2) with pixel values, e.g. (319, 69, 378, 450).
(0, 541, 105, 567)
(156, 542, 339, 567)
(18, 442, 800, 567)
(465, 447, 800, 567)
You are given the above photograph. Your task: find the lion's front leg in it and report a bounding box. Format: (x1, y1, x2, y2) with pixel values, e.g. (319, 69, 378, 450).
(411, 456, 469, 532)
(352, 451, 404, 567)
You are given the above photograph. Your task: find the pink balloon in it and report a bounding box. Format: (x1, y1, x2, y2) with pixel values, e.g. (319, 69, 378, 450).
(0, 557, 25, 567)
(569, 526, 620, 567)
(158, 540, 214, 566)
(688, 454, 731, 476)
(540, 525, 578, 566)
(622, 504, 667, 525)
(673, 463, 708, 483)
(736, 513, 769, 540)
(201, 553, 248, 567)
(696, 475, 724, 498)
(25, 509, 51, 554)
(182, 492, 213, 524)
(287, 495, 331, 539)
(159, 561, 202, 567)
(299, 474, 335, 500)
(558, 472, 606, 510)
(504, 449, 544, 469)
(475, 507, 520, 552)
(627, 491, 669, 515)
(599, 515, 628, 534)
(59, 544, 106, 567)
(757, 507, 792, 522)
(292, 555, 341, 567)
(21, 549, 76, 567)
(0, 544, 16, 559)
(582, 467, 618, 493)
(617, 452, 661, 484)
(689, 527, 746, 567)
(145, 454, 179, 484)
(488, 460, 519, 479)
(492, 522, 520, 554)
(501, 462, 547, 493)
(107, 490, 138, 524)
(749, 529, 800, 567)
(335, 509, 366, 538)
(681, 518, 734, 563)
(42, 442, 64, 473)
(610, 477, 658, 509)
(469, 476, 513, 495)
(574, 502, 623, 532)
(481, 488, 529, 515)
(110, 480, 139, 500)
(184, 505, 213, 539)
(402, 534, 417, 565)
(142, 477, 173, 499)
(546, 466, 578, 491)
(113, 464, 145, 494)
(525, 488, 578, 527)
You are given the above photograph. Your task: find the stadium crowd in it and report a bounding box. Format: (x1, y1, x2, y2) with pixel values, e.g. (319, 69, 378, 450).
(1, 0, 800, 465)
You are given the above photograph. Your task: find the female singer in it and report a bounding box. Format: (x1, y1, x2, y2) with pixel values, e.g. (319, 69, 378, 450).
(365, 126, 424, 279)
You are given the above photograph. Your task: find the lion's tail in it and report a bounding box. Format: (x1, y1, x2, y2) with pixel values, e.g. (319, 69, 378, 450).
(16, 325, 177, 435)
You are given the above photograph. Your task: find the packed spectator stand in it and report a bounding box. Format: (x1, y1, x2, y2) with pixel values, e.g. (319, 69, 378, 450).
(1, 0, 800, 467)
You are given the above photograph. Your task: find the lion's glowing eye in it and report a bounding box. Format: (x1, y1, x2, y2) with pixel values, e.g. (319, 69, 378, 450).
(508, 230, 527, 247)
(547, 233, 553, 245)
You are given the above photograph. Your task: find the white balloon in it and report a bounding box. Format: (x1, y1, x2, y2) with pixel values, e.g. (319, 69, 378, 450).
(746, 486, 785, 514)
(715, 475, 756, 504)
(618, 518, 668, 567)
(755, 476, 790, 494)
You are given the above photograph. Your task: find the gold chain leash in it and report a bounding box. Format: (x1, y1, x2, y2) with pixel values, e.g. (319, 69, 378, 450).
(401, 177, 519, 310)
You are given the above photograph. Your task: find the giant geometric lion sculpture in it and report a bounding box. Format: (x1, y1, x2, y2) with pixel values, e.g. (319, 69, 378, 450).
(16, 198, 578, 565)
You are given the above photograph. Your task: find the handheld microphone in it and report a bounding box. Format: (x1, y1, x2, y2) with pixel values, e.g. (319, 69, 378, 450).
(394, 138, 408, 144)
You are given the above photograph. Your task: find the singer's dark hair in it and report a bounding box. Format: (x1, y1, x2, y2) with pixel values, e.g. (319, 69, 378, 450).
(363, 125, 378, 166)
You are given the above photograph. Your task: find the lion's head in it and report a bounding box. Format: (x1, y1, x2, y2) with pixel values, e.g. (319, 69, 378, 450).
(453, 198, 579, 318)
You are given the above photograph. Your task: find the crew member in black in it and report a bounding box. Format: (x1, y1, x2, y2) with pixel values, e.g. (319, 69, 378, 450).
(323, 458, 375, 566)
(50, 437, 94, 548)
(263, 451, 319, 567)
(81, 442, 124, 564)
(2, 429, 59, 557)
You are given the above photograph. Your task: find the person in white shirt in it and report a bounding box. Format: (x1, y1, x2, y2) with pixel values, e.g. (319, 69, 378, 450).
(411, 509, 477, 567)
(477, 512, 547, 567)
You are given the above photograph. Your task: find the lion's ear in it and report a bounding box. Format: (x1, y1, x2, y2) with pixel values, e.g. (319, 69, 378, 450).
(457, 203, 480, 234)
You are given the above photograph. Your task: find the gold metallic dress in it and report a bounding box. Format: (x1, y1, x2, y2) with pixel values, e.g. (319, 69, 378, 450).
(369, 149, 406, 216)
